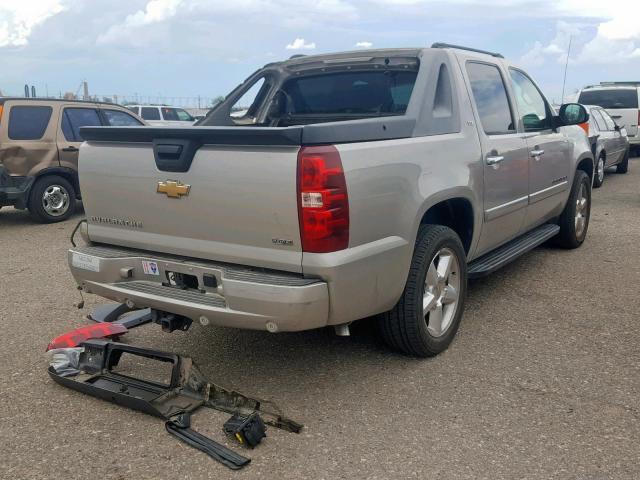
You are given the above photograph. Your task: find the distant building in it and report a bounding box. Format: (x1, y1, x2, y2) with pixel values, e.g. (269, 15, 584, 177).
(63, 92, 77, 100)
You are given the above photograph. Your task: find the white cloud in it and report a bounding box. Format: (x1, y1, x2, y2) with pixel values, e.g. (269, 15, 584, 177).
(355, 41, 373, 48)
(0, 0, 66, 47)
(286, 37, 316, 50)
(97, 0, 183, 45)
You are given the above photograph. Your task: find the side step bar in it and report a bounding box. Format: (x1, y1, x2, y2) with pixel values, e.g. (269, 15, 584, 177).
(468, 224, 560, 279)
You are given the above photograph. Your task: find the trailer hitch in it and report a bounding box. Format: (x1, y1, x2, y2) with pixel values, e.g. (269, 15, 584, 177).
(48, 339, 302, 469)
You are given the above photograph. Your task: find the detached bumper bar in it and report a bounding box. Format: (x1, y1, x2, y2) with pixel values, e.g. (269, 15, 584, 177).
(68, 244, 329, 332)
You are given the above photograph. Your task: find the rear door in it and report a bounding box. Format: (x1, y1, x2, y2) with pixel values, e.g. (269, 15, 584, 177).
(508, 68, 572, 226)
(462, 60, 530, 254)
(578, 88, 638, 139)
(57, 105, 103, 172)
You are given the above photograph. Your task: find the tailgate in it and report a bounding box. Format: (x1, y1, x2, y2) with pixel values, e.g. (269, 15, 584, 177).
(79, 127, 304, 273)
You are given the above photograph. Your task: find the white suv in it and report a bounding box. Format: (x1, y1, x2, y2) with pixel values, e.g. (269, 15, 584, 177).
(578, 83, 640, 153)
(127, 105, 196, 127)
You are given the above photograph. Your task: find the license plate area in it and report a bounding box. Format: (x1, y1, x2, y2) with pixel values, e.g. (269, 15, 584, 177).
(164, 271, 200, 290)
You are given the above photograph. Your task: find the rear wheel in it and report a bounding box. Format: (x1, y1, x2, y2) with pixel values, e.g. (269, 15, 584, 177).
(616, 148, 629, 174)
(593, 155, 605, 188)
(554, 170, 591, 249)
(28, 175, 76, 223)
(377, 224, 467, 357)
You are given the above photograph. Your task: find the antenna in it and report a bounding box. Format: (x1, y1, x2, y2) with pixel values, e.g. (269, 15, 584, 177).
(561, 35, 572, 104)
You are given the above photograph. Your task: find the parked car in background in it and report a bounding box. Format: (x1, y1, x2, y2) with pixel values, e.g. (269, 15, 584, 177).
(578, 83, 640, 154)
(127, 105, 196, 126)
(0, 98, 145, 222)
(583, 105, 630, 188)
(69, 44, 594, 357)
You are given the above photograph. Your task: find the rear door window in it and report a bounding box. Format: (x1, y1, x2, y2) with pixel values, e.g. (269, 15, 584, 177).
(8, 106, 53, 140)
(466, 62, 515, 135)
(140, 107, 161, 120)
(600, 110, 617, 130)
(102, 109, 143, 126)
(578, 89, 639, 109)
(61, 108, 102, 142)
(161, 107, 179, 121)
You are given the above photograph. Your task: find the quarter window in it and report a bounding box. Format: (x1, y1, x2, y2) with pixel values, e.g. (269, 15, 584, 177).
(61, 108, 102, 142)
(466, 62, 515, 135)
(8, 106, 53, 140)
(509, 69, 551, 131)
(140, 107, 161, 120)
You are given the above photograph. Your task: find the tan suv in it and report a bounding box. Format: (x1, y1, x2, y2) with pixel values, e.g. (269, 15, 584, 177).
(0, 98, 145, 223)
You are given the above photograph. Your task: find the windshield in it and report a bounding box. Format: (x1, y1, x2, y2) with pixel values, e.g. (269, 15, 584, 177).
(279, 70, 417, 116)
(578, 89, 638, 109)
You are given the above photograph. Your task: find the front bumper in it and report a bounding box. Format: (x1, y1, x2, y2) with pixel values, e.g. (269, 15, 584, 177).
(0, 166, 33, 208)
(69, 244, 329, 332)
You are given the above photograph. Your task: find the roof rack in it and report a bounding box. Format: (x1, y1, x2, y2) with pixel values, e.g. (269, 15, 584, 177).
(289, 54, 307, 60)
(431, 42, 504, 59)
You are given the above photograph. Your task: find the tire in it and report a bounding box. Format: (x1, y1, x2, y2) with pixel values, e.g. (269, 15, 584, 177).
(28, 175, 76, 223)
(377, 224, 467, 357)
(554, 170, 591, 249)
(593, 155, 605, 188)
(616, 148, 629, 174)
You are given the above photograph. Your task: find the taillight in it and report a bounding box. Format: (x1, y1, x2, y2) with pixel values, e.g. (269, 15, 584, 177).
(297, 145, 349, 253)
(0, 105, 3, 123)
(46, 323, 128, 351)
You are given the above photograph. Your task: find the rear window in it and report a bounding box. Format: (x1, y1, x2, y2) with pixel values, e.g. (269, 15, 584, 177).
(578, 89, 638, 109)
(140, 107, 161, 120)
(280, 70, 417, 116)
(8, 106, 53, 140)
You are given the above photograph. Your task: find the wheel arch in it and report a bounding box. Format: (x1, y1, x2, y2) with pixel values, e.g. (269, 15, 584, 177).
(576, 154, 594, 183)
(418, 196, 475, 255)
(30, 167, 79, 198)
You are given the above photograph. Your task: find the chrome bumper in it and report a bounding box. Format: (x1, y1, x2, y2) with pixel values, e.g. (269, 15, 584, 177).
(68, 245, 329, 332)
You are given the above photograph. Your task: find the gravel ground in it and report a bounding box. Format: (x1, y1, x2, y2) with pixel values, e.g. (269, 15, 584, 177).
(1, 158, 639, 480)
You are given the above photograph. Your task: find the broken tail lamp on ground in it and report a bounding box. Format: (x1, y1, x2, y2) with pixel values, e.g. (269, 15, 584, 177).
(48, 339, 302, 470)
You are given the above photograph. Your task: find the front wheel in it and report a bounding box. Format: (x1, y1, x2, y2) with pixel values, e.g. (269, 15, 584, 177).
(377, 224, 467, 357)
(554, 170, 591, 249)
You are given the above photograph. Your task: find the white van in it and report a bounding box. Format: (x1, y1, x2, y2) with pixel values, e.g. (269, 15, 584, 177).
(578, 83, 640, 153)
(127, 105, 196, 127)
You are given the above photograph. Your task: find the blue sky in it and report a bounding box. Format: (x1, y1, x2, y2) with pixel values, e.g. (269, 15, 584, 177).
(1, 0, 639, 106)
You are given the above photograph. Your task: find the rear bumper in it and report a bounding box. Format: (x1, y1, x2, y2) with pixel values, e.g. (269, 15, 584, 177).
(0, 166, 33, 208)
(68, 245, 329, 332)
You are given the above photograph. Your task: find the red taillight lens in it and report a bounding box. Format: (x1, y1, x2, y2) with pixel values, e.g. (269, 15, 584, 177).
(46, 323, 128, 351)
(297, 145, 349, 253)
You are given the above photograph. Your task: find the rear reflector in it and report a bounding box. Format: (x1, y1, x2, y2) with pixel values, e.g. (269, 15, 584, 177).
(46, 323, 128, 351)
(297, 145, 349, 253)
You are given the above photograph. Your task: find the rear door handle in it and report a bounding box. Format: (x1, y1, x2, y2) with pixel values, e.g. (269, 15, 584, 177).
(530, 149, 545, 157)
(62, 146, 79, 152)
(486, 155, 504, 166)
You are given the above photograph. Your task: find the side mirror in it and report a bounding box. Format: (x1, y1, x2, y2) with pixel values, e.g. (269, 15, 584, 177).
(558, 103, 589, 126)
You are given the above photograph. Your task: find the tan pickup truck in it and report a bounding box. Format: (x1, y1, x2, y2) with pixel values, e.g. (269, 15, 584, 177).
(0, 98, 144, 222)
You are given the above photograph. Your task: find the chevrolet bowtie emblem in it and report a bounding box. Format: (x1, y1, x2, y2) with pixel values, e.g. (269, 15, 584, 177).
(157, 180, 191, 198)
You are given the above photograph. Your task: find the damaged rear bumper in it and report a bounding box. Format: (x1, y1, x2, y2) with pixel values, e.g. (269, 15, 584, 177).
(68, 244, 329, 332)
(0, 166, 33, 209)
